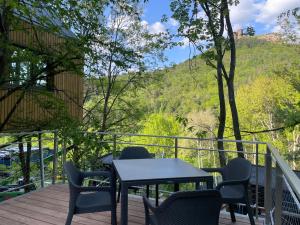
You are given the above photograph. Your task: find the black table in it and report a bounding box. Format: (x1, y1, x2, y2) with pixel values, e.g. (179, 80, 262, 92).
(113, 158, 214, 225)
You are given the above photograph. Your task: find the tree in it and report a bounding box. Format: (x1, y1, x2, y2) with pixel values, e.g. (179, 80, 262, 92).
(236, 76, 300, 168)
(277, 7, 300, 43)
(139, 113, 182, 157)
(79, 2, 168, 163)
(170, 0, 244, 165)
(246, 26, 255, 36)
(1, 0, 163, 179)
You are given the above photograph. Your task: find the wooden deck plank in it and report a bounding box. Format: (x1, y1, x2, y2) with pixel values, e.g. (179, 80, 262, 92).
(0, 184, 264, 225)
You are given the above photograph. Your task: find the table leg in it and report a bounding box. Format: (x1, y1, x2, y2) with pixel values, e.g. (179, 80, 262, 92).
(155, 184, 159, 206)
(121, 183, 128, 225)
(111, 168, 117, 225)
(174, 183, 179, 192)
(207, 176, 214, 189)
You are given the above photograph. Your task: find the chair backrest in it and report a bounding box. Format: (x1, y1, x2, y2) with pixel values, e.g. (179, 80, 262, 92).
(223, 157, 252, 181)
(154, 190, 222, 225)
(64, 161, 83, 186)
(119, 146, 152, 160)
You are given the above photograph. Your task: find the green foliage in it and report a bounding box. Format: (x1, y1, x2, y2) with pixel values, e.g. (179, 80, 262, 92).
(246, 26, 255, 36)
(138, 113, 182, 157)
(135, 37, 300, 167)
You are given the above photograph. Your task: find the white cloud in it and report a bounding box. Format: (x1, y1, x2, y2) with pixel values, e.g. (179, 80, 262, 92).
(141, 20, 166, 34)
(230, 0, 261, 26)
(229, 0, 300, 32)
(149, 21, 166, 34)
(169, 18, 179, 27)
(181, 37, 190, 48)
(256, 0, 300, 24)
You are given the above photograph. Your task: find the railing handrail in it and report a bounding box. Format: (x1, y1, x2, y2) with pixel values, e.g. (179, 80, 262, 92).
(0, 130, 267, 144)
(88, 131, 268, 145)
(267, 143, 300, 201)
(0, 130, 54, 137)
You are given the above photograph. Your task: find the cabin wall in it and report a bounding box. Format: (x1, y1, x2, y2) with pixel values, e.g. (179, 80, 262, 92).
(0, 20, 83, 132)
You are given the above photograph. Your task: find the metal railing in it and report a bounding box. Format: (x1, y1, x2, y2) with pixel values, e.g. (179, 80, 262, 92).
(0, 130, 299, 225)
(0, 130, 60, 192)
(265, 144, 300, 225)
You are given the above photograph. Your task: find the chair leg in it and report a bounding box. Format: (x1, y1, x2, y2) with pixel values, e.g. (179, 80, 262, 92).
(65, 211, 74, 225)
(111, 207, 117, 225)
(228, 204, 236, 223)
(117, 183, 121, 203)
(245, 198, 256, 225)
(146, 185, 150, 198)
(155, 184, 159, 206)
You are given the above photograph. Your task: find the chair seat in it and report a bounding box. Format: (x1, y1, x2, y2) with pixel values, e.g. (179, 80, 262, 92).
(149, 215, 158, 225)
(219, 185, 244, 202)
(76, 191, 112, 213)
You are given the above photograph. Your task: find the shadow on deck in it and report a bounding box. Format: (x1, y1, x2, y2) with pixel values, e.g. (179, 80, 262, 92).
(0, 184, 264, 225)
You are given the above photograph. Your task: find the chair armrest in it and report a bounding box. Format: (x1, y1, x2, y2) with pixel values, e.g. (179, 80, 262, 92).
(69, 182, 111, 192)
(81, 170, 111, 178)
(216, 179, 249, 190)
(79, 186, 111, 192)
(143, 196, 157, 214)
(202, 167, 224, 175)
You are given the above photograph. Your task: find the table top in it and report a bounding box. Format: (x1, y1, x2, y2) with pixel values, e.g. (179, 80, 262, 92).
(113, 158, 211, 182)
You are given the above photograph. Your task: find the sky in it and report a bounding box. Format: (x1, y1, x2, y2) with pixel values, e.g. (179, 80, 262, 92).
(141, 0, 300, 65)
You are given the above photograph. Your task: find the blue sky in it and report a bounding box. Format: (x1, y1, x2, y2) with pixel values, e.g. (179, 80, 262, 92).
(141, 0, 300, 65)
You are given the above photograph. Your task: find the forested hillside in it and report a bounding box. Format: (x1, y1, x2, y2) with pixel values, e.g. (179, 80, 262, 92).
(133, 36, 300, 165)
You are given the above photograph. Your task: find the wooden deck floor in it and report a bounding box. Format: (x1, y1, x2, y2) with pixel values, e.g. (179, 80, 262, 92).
(0, 184, 264, 225)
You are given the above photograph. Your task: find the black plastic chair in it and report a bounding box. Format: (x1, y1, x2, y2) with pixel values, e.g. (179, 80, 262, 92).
(117, 146, 159, 205)
(143, 190, 222, 225)
(203, 157, 255, 225)
(64, 162, 117, 225)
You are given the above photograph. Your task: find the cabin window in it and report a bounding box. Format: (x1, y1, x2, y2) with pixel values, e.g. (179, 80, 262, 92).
(8, 49, 54, 90)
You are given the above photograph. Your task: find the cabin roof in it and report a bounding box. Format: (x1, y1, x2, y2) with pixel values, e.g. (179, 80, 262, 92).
(12, 1, 76, 38)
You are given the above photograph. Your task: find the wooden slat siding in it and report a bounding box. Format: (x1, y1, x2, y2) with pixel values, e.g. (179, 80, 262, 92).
(0, 19, 83, 132)
(0, 184, 264, 225)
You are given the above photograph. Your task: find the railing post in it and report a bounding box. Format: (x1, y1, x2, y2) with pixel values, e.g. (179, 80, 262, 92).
(274, 162, 283, 225)
(174, 137, 179, 191)
(264, 146, 272, 225)
(62, 138, 67, 184)
(255, 143, 259, 220)
(38, 132, 45, 188)
(174, 137, 178, 159)
(52, 130, 58, 184)
(113, 134, 117, 158)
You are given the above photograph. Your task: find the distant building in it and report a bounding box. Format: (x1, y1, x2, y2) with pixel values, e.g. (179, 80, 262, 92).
(233, 28, 244, 40)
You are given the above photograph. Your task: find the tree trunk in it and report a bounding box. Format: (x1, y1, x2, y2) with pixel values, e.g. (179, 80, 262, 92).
(223, 0, 244, 157)
(227, 80, 244, 157)
(217, 63, 226, 166)
(18, 137, 32, 193)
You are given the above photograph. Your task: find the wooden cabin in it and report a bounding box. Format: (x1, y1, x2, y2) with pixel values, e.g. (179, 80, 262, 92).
(0, 4, 83, 132)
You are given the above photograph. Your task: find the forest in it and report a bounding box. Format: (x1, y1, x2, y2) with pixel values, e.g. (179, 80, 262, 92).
(83, 36, 300, 169)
